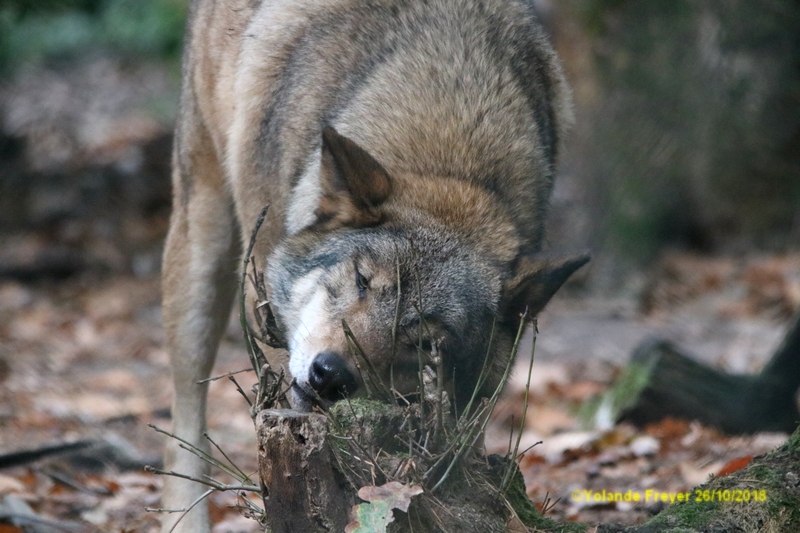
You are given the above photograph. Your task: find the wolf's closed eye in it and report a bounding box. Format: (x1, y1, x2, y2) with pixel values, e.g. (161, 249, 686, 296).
(355, 268, 369, 297)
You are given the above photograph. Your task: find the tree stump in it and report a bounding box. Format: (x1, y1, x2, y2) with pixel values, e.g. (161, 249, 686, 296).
(254, 400, 587, 533)
(256, 409, 349, 533)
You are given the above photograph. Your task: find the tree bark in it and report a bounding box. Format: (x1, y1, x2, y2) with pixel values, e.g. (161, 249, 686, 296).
(256, 409, 349, 533)
(616, 312, 800, 434)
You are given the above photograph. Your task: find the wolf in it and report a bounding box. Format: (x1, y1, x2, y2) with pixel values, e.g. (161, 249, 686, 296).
(161, 0, 588, 530)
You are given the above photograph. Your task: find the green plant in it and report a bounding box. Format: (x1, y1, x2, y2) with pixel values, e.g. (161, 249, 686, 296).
(0, 0, 187, 75)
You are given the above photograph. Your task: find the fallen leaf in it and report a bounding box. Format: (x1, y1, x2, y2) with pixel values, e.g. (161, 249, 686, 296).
(537, 431, 598, 464)
(357, 482, 424, 512)
(645, 417, 691, 444)
(345, 482, 423, 533)
(679, 460, 723, 486)
(629, 435, 660, 457)
(0, 475, 25, 496)
(717, 455, 752, 477)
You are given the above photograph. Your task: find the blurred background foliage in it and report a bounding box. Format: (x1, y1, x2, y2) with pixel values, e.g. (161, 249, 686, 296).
(0, 0, 187, 75)
(567, 0, 800, 260)
(0, 0, 797, 281)
(0, 0, 187, 279)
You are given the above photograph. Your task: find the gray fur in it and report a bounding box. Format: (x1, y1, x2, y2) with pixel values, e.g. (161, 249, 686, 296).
(161, 1, 582, 531)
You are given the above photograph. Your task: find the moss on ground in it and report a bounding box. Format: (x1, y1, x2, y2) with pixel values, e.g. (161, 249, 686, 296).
(602, 425, 800, 532)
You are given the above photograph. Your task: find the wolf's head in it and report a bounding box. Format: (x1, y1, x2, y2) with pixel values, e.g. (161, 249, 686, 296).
(266, 127, 588, 411)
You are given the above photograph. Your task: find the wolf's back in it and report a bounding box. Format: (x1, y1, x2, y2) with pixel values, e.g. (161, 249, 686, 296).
(185, 0, 571, 251)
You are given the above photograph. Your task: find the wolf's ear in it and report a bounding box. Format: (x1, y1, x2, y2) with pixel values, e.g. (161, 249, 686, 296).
(501, 254, 590, 319)
(314, 126, 392, 229)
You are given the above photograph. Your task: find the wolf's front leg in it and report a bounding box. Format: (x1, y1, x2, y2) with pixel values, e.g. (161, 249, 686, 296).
(161, 174, 240, 533)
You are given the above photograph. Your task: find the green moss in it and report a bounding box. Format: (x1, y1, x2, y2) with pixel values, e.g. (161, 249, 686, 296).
(787, 427, 800, 454)
(328, 399, 408, 455)
(579, 359, 654, 428)
(644, 498, 720, 530)
(504, 468, 586, 533)
(746, 464, 775, 483)
(329, 398, 400, 422)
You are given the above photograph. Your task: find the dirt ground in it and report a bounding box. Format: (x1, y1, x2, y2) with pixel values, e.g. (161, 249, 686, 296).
(1, 57, 799, 533)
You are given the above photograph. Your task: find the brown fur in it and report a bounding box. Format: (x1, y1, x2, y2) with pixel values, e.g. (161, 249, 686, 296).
(161, 1, 584, 531)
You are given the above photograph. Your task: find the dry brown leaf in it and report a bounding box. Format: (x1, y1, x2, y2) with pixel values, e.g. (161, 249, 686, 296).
(345, 482, 424, 533)
(357, 481, 423, 512)
(679, 459, 723, 486)
(0, 475, 25, 496)
(717, 455, 753, 477)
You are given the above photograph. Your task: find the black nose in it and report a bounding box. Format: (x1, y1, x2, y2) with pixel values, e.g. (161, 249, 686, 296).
(308, 352, 359, 401)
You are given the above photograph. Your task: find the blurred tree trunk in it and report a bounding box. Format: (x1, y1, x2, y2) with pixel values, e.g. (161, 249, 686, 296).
(565, 0, 800, 257)
(616, 311, 800, 434)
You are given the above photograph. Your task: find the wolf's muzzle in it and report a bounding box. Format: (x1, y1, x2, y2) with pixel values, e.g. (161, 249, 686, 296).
(309, 351, 359, 401)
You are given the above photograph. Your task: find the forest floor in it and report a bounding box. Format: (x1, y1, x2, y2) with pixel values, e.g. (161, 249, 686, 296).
(1, 56, 799, 533)
(1, 230, 798, 532)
